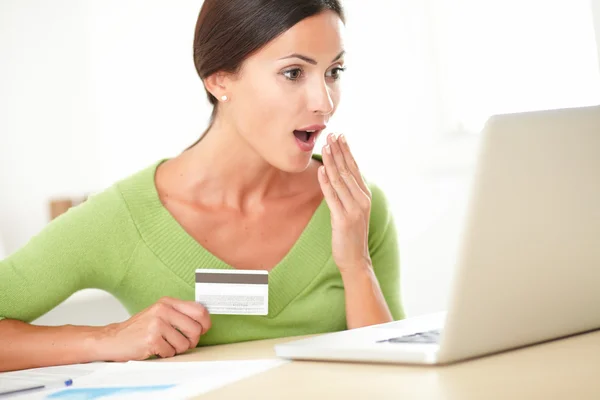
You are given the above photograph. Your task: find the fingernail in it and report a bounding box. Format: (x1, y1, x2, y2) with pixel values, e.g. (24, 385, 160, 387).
(325, 145, 331, 154)
(340, 134, 346, 144)
(331, 134, 337, 143)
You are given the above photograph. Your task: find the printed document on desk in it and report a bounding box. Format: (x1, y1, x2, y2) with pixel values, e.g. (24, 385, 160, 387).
(5, 359, 287, 399)
(0, 362, 107, 398)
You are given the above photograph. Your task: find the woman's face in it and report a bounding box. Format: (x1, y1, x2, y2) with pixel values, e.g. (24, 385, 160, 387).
(225, 10, 345, 172)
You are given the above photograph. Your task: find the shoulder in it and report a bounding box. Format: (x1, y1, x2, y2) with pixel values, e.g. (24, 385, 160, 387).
(44, 181, 137, 246)
(364, 177, 396, 245)
(115, 160, 164, 200)
(74, 161, 163, 223)
(43, 161, 164, 244)
(114, 160, 166, 214)
(364, 177, 393, 221)
(5, 176, 142, 274)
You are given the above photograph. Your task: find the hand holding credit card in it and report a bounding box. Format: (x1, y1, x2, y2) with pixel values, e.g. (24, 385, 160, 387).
(195, 269, 268, 315)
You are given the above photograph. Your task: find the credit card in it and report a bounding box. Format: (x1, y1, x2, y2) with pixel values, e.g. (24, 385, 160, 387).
(195, 269, 268, 315)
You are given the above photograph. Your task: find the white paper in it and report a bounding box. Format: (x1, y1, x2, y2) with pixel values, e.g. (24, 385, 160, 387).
(8, 359, 287, 399)
(0, 362, 108, 398)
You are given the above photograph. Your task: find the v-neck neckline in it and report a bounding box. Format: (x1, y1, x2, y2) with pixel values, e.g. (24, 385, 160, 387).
(122, 153, 333, 318)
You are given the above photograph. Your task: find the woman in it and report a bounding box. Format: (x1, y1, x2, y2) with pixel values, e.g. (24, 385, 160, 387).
(0, 0, 403, 372)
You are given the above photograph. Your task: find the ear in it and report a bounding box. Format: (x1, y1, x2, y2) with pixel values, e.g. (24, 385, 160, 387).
(204, 71, 229, 101)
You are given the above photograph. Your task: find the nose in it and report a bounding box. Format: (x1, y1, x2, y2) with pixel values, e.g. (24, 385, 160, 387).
(309, 79, 334, 116)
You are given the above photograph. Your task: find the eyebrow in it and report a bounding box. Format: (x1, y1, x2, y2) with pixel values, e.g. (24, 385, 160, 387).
(279, 50, 345, 65)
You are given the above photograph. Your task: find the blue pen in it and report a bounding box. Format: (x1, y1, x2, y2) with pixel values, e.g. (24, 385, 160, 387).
(0, 378, 73, 397)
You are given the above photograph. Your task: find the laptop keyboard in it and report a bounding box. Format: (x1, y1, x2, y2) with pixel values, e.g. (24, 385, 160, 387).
(377, 329, 442, 344)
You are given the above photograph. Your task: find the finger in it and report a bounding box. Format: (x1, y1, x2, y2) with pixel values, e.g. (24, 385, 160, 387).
(327, 134, 369, 212)
(329, 134, 368, 204)
(160, 320, 193, 355)
(159, 297, 212, 334)
(162, 306, 203, 348)
(337, 134, 371, 196)
(323, 139, 355, 212)
(317, 164, 344, 220)
(152, 330, 177, 359)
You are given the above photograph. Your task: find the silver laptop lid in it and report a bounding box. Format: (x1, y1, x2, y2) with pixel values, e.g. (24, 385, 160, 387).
(438, 105, 600, 363)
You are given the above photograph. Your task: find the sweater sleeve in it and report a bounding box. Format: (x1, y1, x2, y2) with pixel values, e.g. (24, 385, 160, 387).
(367, 181, 405, 320)
(0, 185, 140, 323)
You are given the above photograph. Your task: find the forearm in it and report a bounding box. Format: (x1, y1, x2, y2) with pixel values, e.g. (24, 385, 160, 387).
(341, 264, 393, 329)
(0, 319, 105, 372)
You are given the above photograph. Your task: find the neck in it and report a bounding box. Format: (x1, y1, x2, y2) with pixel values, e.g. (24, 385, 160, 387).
(169, 118, 298, 212)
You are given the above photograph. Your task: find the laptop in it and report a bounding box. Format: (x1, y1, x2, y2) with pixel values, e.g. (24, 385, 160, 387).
(275, 105, 600, 365)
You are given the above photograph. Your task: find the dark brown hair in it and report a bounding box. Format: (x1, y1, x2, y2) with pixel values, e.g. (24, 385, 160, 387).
(188, 0, 345, 147)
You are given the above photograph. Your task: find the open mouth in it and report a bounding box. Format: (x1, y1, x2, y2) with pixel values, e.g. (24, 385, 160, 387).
(293, 129, 318, 143)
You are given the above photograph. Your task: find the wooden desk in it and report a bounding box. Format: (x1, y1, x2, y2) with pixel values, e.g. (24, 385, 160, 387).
(153, 330, 600, 399)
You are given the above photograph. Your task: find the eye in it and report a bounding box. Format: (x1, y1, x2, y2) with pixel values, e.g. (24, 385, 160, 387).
(283, 68, 303, 81)
(326, 67, 346, 80)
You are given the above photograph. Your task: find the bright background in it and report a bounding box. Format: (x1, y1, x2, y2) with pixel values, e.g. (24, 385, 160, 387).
(1, 0, 600, 324)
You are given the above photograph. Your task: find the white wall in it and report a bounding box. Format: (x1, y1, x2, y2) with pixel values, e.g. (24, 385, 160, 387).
(88, 0, 208, 188)
(0, 0, 208, 325)
(0, 0, 97, 254)
(0, 0, 207, 255)
(0, 231, 5, 260)
(2, 0, 600, 324)
(592, 0, 600, 65)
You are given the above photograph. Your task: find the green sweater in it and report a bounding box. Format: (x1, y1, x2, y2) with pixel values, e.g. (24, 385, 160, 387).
(0, 154, 404, 345)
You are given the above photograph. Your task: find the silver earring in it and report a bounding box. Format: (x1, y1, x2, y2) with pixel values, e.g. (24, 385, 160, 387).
(221, 95, 228, 102)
